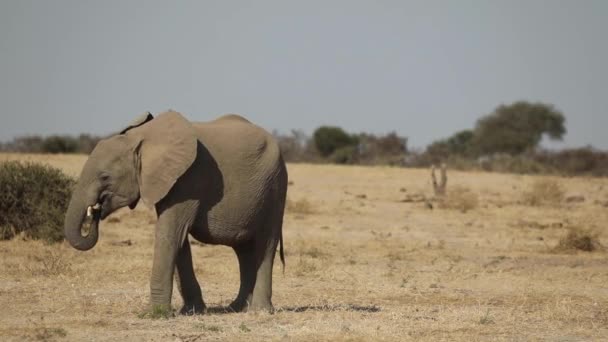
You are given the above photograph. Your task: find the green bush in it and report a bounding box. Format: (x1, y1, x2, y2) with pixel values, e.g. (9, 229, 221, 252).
(331, 145, 357, 164)
(0, 161, 75, 243)
(313, 126, 358, 157)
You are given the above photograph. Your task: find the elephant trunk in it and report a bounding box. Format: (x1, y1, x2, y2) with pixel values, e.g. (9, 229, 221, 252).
(64, 189, 100, 251)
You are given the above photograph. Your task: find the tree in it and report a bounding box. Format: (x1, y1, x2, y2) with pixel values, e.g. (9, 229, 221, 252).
(472, 101, 566, 155)
(273, 129, 318, 162)
(356, 132, 408, 165)
(41, 135, 79, 153)
(313, 126, 358, 158)
(76, 134, 102, 154)
(426, 129, 474, 159)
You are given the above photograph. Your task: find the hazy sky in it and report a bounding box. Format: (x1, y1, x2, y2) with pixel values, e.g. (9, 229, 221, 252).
(1, 0, 606, 149)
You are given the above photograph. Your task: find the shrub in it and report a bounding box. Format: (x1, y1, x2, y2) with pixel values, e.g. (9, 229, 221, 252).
(286, 197, 315, 215)
(534, 147, 608, 177)
(41, 135, 79, 153)
(480, 154, 552, 175)
(356, 132, 408, 165)
(554, 227, 602, 252)
(521, 178, 564, 206)
(331, 145, 357, 164)
(313, 126, 358, 157)
(438, 186, 479, 212)
(1, 136, 44, 153)
(0, 134, 102, 154)
(0, 161, 74, 243)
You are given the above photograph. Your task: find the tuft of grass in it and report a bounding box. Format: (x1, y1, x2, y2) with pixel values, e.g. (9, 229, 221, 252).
(521, 178, 564, 206)
(438, 186, 479, 212)
(107, 217, 121, 223)
(27, 250, 72, 277)
(386, 251, 404, 262)
(295, 257, 317, 276)
(0, 161, 75, 243)
(478, 309, 494, 325)
(138, 305, 174, 319)
(239, 323, 251, 333)
(196, 323, 222, 333)
(300, 246, 327, 259)
(35, 327, 68, 340)
(554, 227, 603, 252)
(286, 197, 316, 215)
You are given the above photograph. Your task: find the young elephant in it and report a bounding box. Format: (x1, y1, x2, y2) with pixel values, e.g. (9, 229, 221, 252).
(64, 111, 287, 314)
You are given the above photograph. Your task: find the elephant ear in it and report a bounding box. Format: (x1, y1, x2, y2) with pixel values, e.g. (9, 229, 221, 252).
(137, 111, 198, 207)
(120, 112, 154, 134)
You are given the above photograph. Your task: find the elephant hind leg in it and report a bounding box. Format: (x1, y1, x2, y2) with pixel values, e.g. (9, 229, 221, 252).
(230, 241, 256, 312)
(249, 236, 279, 312)
(249, 183, 287, 312)
(175, 238, 206, 315)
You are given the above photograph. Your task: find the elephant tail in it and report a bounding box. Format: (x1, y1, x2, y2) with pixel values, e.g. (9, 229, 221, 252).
(277, 156, 287, 275)
(279, 230, 285, 274)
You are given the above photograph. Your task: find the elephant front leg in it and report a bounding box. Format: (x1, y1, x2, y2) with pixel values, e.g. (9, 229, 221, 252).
(175, 238, 206, 315)
(148, 214, 188, 314)
(149, 231, 177, 313)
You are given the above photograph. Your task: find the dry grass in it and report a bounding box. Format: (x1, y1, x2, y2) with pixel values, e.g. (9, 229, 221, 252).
(438, 185, 479, 212)
(1, 153, 608, 341)
(554, 227, 603, 252)
(25, 250, 72, 276)
(521, 178, 565, 206)
(286, 197, 316, 215)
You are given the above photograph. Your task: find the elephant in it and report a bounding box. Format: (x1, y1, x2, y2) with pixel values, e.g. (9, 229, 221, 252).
(64, 111, 287, 314)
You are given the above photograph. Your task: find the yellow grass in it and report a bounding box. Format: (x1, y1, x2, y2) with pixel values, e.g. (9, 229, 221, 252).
(521, 178, 565, 206)
(438, 185, 479, 212)
(1, 154, 607, 341)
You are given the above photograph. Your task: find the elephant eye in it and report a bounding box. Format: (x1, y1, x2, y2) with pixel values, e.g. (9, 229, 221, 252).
(99, 173, 111, 182)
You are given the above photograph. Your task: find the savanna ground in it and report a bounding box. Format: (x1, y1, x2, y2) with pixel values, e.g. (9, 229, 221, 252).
(1, 153, 607, 341)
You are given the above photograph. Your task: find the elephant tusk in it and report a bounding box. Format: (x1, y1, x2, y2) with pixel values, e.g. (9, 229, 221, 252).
(86, 203, 102, 218)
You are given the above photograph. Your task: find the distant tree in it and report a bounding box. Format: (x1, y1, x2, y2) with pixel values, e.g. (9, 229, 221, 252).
(313, 126, 358, 158)
(10, 136, 44, 153)
(426, 130, 474, 159)
(273, 129, 319, 162)
(356, 132, 408, 165)
(375, 132, 408, 155)
(76, 134, 102, 154)
(41, 135, 79, 153)
(472, 101, 566, 155)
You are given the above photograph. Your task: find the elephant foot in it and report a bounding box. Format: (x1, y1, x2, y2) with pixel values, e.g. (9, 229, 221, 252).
(228, 298, 249, 313)
(179, 301, 206, 315)
(249, 300, 274, 313)
(139, 304, 175, 319)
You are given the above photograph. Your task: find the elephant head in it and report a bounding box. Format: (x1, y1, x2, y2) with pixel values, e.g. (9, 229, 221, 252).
(64, 111, 198, 251)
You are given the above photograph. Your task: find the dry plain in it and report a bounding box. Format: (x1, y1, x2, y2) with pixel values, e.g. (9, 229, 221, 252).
(0, 153, 607, 341)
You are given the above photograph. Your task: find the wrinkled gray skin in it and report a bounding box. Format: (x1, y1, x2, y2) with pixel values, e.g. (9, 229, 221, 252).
(64, 111, 287, 314)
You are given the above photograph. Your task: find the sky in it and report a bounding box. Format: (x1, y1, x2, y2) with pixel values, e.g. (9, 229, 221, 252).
(0, 0, 606, 149)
